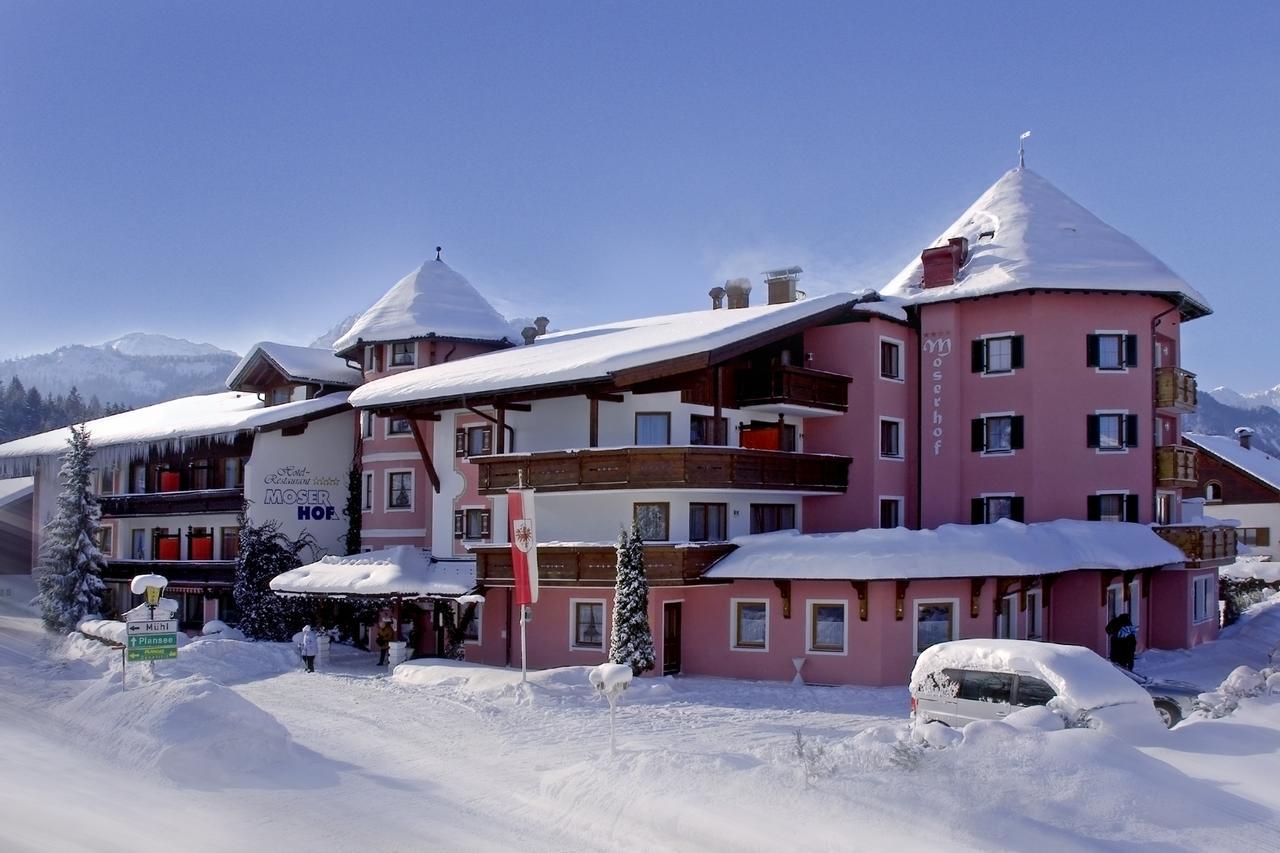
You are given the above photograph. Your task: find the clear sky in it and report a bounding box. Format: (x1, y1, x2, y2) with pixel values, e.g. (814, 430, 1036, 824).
(2, 2, 1277, 391)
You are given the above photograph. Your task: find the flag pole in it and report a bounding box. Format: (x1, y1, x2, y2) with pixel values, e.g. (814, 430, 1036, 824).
(518, 469, 528, 684)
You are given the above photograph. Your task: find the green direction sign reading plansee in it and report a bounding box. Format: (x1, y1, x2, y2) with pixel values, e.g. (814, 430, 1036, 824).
(127, 633, 178, 649)
(127, 645, 178, 662)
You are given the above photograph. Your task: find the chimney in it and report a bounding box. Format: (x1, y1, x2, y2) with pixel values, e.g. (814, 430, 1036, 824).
(521, 326, 538, 345)
(921, 236, 970, 288)
(1236, 426, 1255, 450)
(533, 316, 550, 336)
(763, 266, 803, 305)
(725, 278, 752, 309)
(709, 286, 726, 310)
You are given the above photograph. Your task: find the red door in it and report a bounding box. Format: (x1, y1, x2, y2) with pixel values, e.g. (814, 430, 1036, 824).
(663, 602, 682, 675)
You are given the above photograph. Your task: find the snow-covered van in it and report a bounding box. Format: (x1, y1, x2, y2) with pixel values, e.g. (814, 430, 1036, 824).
(909, 639, 1161, 729)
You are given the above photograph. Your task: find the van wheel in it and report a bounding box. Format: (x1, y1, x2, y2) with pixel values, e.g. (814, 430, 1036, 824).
(1154, 701, 1180, 728)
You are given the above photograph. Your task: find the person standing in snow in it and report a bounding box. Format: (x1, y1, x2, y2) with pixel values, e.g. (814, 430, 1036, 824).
(299, 624, 319, 673)
(375, 619, 395, 666)
(1105, 613, 1137, 670)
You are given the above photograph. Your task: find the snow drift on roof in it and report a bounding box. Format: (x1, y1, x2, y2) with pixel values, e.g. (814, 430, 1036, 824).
(269, 546, 475, 598)
(351, 291, 900, 410)
(226, 341, 362, 389)
(705, 518, 1184, 582)
(0, 391, 350, 473)
(881, 168, 1211, 317)
(0, 477, 34, 510)
(333, 260, 514, 353)
(1184, 433, 1280, 494)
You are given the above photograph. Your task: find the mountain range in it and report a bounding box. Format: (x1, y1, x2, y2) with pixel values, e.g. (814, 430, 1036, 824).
(1184, 388, 1280, 457)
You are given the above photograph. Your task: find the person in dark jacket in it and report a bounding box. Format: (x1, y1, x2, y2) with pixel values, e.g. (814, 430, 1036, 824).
(1105, 612, 1138, 670)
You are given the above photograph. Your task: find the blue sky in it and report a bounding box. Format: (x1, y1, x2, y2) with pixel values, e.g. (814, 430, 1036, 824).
(2, 2, 1278, 391)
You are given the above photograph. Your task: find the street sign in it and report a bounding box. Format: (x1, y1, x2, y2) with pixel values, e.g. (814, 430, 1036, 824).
(125, 618, 178, 662)
(127, 633, 177, 650)
(126, 619, 178, 635)
(127, 645, 178, 662)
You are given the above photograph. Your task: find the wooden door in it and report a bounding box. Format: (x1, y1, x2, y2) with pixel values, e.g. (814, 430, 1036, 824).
(663, 602, 682, 675)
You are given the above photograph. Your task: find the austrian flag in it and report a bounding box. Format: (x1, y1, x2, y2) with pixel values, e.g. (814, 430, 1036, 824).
(507, 488, 539, 605)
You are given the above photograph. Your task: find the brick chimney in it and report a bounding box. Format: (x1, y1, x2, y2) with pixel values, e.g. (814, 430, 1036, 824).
(708, 286, 726, 310)
(921, 236, 969, 288)
(725, 278, 752, 309)
(764, 266, 803, 305)
(1236, 426, 1255, 450)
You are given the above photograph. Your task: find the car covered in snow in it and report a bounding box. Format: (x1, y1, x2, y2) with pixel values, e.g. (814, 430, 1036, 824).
(910, 639, 1164, 730)
(1118, 669, 1203, 727)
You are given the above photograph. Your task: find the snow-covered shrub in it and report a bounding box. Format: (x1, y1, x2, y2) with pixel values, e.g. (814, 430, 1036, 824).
(792, 730, 834, 787)
(1195, 690, 1238, 718)
(201, 620, 247, 641)
(911, 718, 963, 749)
(1222, 666, 1265, 698)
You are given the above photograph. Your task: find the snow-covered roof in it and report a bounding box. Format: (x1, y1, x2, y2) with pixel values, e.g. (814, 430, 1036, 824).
(0, 477, 34, 510)
(351, 291, 900, 410)
(1184, 433, 1280, 495)
(881, 168, 1212, 319)
(0, 391, 351, 474)
(225, 341, 362, 391)
(333, 260, 514, 354)
(269, 546, 475, 598)
(705, 519, 1184, 582)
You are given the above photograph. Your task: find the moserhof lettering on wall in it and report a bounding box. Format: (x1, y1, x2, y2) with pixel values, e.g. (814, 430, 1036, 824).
(923, 334, 952, 457)
(262, 466, 344, 521)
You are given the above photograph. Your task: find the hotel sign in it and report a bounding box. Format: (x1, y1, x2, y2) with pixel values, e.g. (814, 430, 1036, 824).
(923, 334, 953, 457)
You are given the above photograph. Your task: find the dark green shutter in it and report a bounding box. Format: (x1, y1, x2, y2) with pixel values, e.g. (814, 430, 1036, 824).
(971, 498, 986, 524)
(971, 339, 985, 373)
(971, 418, 986, 452)
(1086, 415, 1100, 448)
(1086, 334, 1100, 368)
(1087, 495, 1102, 521)
(1124, 334, 1139, 368)
(1010, 416, 1025, 450)
(1010, 496, 1025, 522)
(1124, 414, 1139, 448)
(1010, 336, 1025, 369)
(1124, 494, 1140, 523)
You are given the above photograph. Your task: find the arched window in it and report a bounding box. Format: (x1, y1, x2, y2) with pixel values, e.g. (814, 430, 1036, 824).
(1205, 481, 1223, 503)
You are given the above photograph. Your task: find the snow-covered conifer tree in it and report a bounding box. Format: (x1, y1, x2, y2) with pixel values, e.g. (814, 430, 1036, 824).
(232, 514, 312, 641)
(608, 521, 655, 676)
(34, 424, 106, 631)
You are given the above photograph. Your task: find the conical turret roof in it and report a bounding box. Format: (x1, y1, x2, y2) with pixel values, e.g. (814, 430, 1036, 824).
(881, 168, 1211, 318)
(333, 259, 513, 354)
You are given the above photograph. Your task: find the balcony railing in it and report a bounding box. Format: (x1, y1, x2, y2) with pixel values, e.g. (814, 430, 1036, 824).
(474, 446, 851, 495)
(736, 365, 851, 413)
(102, 559, 237, 585)
(98, 488, 244, 518)
(1155, 446, 1198, 488)
(1155, 367, 1197, 412)
(1152, 525, 1238, 567)
(474, 542, 734, 588)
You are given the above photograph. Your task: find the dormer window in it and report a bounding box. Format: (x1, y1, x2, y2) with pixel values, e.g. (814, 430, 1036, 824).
(390, 343, 416, 368)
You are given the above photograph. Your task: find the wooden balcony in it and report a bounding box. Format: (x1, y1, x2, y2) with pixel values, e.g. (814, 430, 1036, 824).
(102, 559, 237, 585)
(1155, 367, 1197, 412)
(1155, 446, 1198, 489)
(473, 542, 734, 588)
(1152, 525, 1238, 568)
(99, 488, 244, 518)
(736, 364, 851, 414)
(474, 447, 851, 495)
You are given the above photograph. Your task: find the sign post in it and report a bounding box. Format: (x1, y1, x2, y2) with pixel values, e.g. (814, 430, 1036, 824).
(125, 574, 173, 690)
(508, 479, 539, 683)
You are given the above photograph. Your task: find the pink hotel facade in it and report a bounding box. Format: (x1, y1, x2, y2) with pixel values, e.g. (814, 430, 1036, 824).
(337, 167, 1234, 686)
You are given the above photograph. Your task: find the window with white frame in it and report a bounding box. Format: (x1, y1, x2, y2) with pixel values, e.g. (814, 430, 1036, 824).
(633, 502, 669, 541)
(456, 601, 482, 643)
(96, 525, 113, 557)
(996, 594, 1017, 639)
(361, 472, 373, 512)
(1088, 333, 1136, 371)
(914, 600, 957, 655)
(732, 600, 769, 650)
(879, 418, 903, 459)
(1129, 578, 1142, 630)
(361, 411, 374, 439)
(880, 338, 903, 381)
(1106, 583, 1125, 622)
(635, 412, 671, 446)
(689, 502, 728, 542)
(387, 416, 412, 436)
(99, 467, 116, 495)
(571, 600, 605, 649)
(1192, 575, 1215, 624)
(1155, 491, 1174, 525)
(1205, 481, 1223, 503)
(807, 601, 847, 654)
(466, 425, 491, 457)
(974, 335, 1024, 375)
(879, 497, 903, 529)
(390, 342, 415, 367)
(386, 471, 413, 510)
(973, 494, 1022, 524)
(1090, 492, 1134, 523)
(1026, 589, 1043, 640)
(363, 345, 375, 371)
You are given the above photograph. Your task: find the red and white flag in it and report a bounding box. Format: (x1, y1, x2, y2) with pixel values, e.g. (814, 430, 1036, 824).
(507, 488, 539, 606)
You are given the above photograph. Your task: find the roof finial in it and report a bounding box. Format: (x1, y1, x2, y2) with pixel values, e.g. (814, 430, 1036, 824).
(435, 246, 443, 261)
(1018, 131, 1032, 169)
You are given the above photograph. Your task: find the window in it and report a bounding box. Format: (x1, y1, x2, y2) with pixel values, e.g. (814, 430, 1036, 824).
(690, 414, 728, 446)
(1026, 589, 1043, 640)
(466, 426, 491, 457)
(807, 601, 846, 653)
(190, 459, 210, 491)
(1192, 575, 1215, 624)
(363, 345, 376, 372)
(387, 416, 412, 436)
(1014, 676, 1056, 707)
(739, 420, 797, 452)
(971, 495, 1024, 524)
(220, 527, 240, 561)
(996, 594, 1017, 639)
(1129, 578, 1142, 630)
(387, 471, 413, 510)
(1155, 492, 1174, 525)
(572, 600, 605, 649)
(972, 335, 1024, 375)
(1087, 333, 1138, 370)
(456, 601, 482, 643)
(270, 387, 292, 405)
(1106, 583, 1125, 622)
(914, 600, 957, 655)
(880, 338, 903, 381)
(361, 472, 373, 512)
(732, 600, 768, 650)
(223, 458, 242, 490)
(453, 508, 490, 540)
(361, 412, 374, 439)
(1205, 482, 1223, 503)
(879, 497, 903, 529)
(634, 412, 671, 446)
(750, 503, 796, 534)
(96, 526, 113, 557)
(131, 464, 147, 494)
(879, 418, 903, 459)
(971, 414, 1023, 453)
(689, 503, 727, 542)
(99, 468, 116, 495)
(1241, 527, 1272, 547)
(390, 342, 415, 367)
(130, 529, 146, 560)
(633, 503, 669, 541)
(1088, 492, 1138, 523)
(957, 670, 1013, 704)
(1088, 413, 1138, 450)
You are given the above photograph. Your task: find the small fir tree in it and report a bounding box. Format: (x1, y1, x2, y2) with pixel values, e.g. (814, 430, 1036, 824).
(343, 459, 363, 555)
(232, 513, 313, 641)
(35, 424, 107, 631)
(608, 521, 656, 676)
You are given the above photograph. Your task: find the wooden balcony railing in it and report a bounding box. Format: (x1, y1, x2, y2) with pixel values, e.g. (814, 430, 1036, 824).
(736, 365, 851, 413)
(1155, 367, 1197, 412)
(1152, 525, 1238, 567)
(98, 488, 244, 518)
(474, 542, 734, 588)
(1155, 446, 1198, 488)
(102, 559, 237, 585)
(474, 446, 851, 495)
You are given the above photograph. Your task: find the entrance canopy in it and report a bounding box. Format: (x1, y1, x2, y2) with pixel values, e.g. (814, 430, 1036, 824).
(270, 546, 475, 599)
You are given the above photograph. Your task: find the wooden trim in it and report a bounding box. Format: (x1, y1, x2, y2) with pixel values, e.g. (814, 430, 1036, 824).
(850, 580, 869, 621)
(773, 579, 792, 619)
(407, 418, 441, 494)
(895, 579, 910, 621)
(970, 577, 985, 618)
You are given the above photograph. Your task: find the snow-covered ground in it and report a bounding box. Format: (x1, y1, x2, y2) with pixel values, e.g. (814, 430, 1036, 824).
(4, 572, 1280, 852)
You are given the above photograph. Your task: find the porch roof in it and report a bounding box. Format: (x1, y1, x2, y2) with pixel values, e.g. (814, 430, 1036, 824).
(269, 546, 475, 598)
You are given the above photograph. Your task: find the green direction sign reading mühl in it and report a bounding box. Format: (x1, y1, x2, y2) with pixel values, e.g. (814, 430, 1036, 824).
(126, 619, 178, 662)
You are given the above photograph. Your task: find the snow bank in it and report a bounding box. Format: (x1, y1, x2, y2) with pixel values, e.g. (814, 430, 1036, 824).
(710, 518, 1184, 581)
(270, 545, 475, 597)
(201, 619, 246, 640)
(393, 659, 672, 702)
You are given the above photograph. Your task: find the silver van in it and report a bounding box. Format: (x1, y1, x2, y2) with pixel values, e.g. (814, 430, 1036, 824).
(911, 666, 1057, 727)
